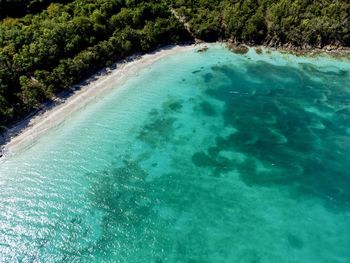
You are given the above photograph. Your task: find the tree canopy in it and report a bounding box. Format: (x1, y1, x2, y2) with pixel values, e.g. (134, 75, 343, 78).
(1, 0, 350, 130)
(170, 0, 350, 46)
(0, 0, 191, 129)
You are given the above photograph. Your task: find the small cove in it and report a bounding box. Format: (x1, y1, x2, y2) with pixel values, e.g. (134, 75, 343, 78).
(0, 44, 350, 262)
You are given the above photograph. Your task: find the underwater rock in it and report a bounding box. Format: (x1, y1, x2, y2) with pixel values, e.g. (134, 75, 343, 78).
(199, 101, 216, 116)
(196, 46, 209, 53)
(287, 234, 304, 249)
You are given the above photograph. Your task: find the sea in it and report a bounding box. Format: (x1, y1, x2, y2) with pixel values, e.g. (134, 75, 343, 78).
(1, 44, 350, 262)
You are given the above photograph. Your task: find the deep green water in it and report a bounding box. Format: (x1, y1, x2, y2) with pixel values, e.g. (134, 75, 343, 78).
(1, 44, 350, 262)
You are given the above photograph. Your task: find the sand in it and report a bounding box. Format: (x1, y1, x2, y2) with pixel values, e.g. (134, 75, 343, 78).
(0, 44, 197, 158)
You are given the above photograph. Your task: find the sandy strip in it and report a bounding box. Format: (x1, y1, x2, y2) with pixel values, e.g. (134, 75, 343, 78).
(1, 44, 198, 158)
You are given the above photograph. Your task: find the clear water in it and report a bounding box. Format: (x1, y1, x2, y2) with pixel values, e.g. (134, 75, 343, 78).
(1, 44, 350, 262)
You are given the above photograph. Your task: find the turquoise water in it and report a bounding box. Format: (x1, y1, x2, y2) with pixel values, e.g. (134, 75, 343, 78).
(1, 44, 350, 262)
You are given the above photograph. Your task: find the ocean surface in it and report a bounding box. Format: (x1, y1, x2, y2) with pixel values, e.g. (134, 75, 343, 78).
(1, 44, 350, 262)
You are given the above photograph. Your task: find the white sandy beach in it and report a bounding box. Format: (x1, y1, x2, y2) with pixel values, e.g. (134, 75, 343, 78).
(1, 44, 197, 157)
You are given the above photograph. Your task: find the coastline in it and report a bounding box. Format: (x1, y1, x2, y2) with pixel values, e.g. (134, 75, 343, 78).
(223, 41, 350, 59)
(0, 44, 196, 158)
(1, 41, 349, 159)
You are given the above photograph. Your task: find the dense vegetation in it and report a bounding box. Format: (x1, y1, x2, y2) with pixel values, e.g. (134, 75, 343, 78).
(0, 0, 68, 19)
(1, 0, 350, 130)
(170, 0, 350, 46)
(0, 0, 191, 129)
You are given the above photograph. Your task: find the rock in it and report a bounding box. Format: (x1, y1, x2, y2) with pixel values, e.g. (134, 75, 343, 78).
(196, 46, 209, 52)
(226, 43, 249, 54)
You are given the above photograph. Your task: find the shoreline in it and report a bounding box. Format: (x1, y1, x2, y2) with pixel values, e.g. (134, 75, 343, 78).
(1, 42, 349, 159)
(0, 44, 196, 158)
(223, 41, 350, 59)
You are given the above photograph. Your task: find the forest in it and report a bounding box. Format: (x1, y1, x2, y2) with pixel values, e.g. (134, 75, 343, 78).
(1, 0, 350, 130)
(0, 0, 62, 19)
(170, 0, 350, 46)
(0, 0, 191, 130)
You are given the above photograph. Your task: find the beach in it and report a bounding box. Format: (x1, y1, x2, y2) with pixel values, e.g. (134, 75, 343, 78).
(2, 42, 350, 159)
(0, 44, 196, 158)
(0, 43, 350, 261)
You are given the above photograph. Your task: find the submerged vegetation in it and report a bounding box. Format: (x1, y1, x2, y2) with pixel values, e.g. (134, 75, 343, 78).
(1, 0, 350, 129)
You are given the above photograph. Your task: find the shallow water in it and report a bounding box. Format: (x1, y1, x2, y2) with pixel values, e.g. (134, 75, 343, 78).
(1, 44, 350, 262)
